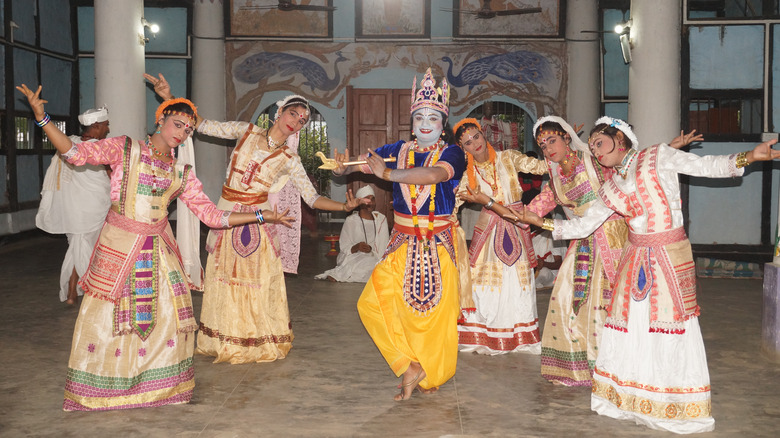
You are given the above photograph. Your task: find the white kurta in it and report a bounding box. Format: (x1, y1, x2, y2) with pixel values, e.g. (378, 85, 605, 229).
(553, 144, 744, 434)
(315, 211, 389, 283)
(37, 136, 111, 301)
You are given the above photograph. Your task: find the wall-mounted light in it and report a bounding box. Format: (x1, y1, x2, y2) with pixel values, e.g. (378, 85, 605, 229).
(139, 17, 160, 46)
(615, 21, 632, 64)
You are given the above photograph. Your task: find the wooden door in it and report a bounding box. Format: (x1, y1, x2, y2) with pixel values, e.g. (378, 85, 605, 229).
(347, 87, 411, 228)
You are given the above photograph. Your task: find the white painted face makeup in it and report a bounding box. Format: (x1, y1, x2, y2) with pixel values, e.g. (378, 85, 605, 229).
(412, 108, 444, 146)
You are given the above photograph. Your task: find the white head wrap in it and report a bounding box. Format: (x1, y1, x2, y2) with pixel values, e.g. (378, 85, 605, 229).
(532, 115, 590, 156)
(275, 94, 311, 125)
(355, 185, 375, 199)
(593, 116, 639, 150)
(78, 106, 109, 126)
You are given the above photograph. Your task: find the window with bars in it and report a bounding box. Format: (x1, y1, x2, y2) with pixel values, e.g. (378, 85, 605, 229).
(687, 93, 762, 139)
(43, 120, 68, 150)
(15, 117, 33, 150)
(466, 101, 529, 151)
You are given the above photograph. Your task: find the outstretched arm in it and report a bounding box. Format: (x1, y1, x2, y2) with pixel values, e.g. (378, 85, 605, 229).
(458, 185, 520, 223)
(16, 84, 73, 155)
(312, 189, 367, 212)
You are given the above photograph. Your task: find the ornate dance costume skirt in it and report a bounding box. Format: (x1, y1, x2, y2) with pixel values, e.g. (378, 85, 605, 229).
(591, 298, 713, 433)
(540, 238, 611, 386)
(357, 240, 459, 390)
(64, 216, 196, 411)
(458, 261, 540, 355)
(197, 222, 293, 364)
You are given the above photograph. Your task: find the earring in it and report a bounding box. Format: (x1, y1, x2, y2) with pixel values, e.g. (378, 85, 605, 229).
(155, 125, 161, 134)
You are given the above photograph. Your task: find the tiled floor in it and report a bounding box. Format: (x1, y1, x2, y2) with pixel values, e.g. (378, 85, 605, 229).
(1, 231, 779, 437)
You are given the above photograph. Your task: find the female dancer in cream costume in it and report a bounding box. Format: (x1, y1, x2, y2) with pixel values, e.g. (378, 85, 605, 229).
(522, 116, 779, 433)
(525, 116, 628, 386)
(144, 73, 363, 364)
(453, 118, 548, 355)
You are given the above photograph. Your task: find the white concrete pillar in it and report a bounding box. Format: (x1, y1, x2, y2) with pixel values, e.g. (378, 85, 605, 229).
(628, 1, 682, 148)
(94, 0, 146, 138)
(192, 0, 228, 202)
(565, 0, 600, 133)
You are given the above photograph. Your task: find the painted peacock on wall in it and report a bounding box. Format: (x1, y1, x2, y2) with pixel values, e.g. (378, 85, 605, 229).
(442, 50, 553, 90)
(234, 51, 348, 92)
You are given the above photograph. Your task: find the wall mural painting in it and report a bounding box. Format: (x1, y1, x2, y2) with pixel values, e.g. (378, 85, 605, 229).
(441, 44, 565, 118)
(356, 0, 430, 39)
(228, 0, 332, 38)
(453, 0, 562, 38)
(226, 42, 565, 121)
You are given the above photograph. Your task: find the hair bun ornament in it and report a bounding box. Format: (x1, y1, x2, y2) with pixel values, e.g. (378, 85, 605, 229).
(594, 116, 639, 149)
(410, 67, 449, 116)
(155, 98, 198, 123)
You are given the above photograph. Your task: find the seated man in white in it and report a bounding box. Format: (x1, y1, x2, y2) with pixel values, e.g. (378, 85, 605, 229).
(316, 185, 389, 283)
(531, 228, 564, 289)
(36, 106, 111, 304)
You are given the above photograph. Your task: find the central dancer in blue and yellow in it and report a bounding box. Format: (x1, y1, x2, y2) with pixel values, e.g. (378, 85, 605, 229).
(334, 68, 467, 401)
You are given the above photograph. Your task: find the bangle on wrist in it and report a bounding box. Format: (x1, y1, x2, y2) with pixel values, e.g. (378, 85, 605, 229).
(736, 151, 749, 168)
(485, 198, 495, 209)
(542, 218, 555, 232)
(382, 168, 393, 181)
(255, 209, 265, 225)
(35, 112, 51, 128)
(342, 203, 347, 212)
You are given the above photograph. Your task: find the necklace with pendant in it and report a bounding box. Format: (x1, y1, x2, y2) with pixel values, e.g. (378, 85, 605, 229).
(267, 133, 287, 150)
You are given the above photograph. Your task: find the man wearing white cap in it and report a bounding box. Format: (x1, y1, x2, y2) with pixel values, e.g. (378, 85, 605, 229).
(315, 184, 389, 283)
(36, 106, 111, 304)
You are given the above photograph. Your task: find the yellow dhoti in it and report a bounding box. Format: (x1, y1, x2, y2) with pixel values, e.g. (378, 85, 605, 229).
(357, 238, 459, 390)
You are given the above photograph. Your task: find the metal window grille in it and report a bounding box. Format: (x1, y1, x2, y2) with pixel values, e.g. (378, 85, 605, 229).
(688, 97, 761, 135)
(15, 117, 32, 150)
(466, 101, 528, 151)
(43, 121, 67, 150)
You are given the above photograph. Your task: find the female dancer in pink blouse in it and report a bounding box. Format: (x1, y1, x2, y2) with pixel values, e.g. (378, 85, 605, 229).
(525, 116, 629, 386)
(16, 84, 283, 411)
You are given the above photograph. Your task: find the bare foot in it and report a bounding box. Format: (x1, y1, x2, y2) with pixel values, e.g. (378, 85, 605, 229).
(394, 362, 425, 401)
(327, 276, 337, 282)
(416, 385, 438, 395)
(66, 269, 79, 305)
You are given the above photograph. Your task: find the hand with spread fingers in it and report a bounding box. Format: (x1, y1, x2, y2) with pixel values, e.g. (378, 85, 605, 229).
(669, 129, 704, 149)
(143, 72, 174, 100)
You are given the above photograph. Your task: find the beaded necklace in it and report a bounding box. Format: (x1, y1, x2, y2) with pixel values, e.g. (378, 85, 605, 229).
(147, 135, 173, 159)
(558, 149, 578, 177)
(475, 160, 499, 195)
(615, 148, 638, 179)
(466, 141, 498, 193)
(408, 139, 443, 250)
